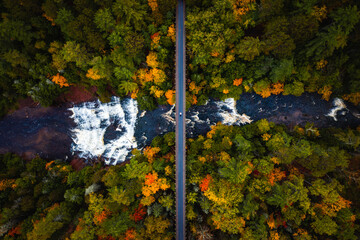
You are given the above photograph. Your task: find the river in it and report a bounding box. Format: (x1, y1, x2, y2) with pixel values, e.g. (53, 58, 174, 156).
(0, 93, 359, 164)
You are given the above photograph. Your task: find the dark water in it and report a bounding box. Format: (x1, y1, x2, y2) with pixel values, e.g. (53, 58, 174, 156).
(0, 93, 359, 163)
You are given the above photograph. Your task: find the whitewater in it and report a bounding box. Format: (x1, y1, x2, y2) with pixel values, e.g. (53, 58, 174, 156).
(67, 95, 353, 165)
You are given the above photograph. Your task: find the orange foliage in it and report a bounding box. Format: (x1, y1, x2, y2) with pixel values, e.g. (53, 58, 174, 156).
(314, 196, 352, 217)
(271, 83, 284, 95)
(131, 89, 138, 99)
(8, 225, 21, 237)
(200, 174, 213, 192)
(165, 90, 175, 105)
(267, 213, 276, 229)
(42, 13, 55, 26)
(223, 89, 229, 94)
(75, 218, 84, 232)
(86, 68, 101, 80)
(262, 133, 271, 141)
(233, 0, 255, 20)
(0, 179, 16, 191)
(192, 95, 198, 104)
(97, 235, 116, 240)
(259, 87, 272, 98)
(45, 160, 55, 170)
(189, 81, 202, 94)
(318, 85, 332, 101)
(343, 92, 360, 106)
(267, 168, 286, 186)
(233, 78, 243, 86)
(148, 0, 158, 12)
(93, 208, 111, 225)
(151, 32, 161, 47)
(211, 51, 220, 57)
(125, 228, 137, 240)
(143, 146, 161, 163)
(51, 73, 69, 88)
(142, 171, 170, 197)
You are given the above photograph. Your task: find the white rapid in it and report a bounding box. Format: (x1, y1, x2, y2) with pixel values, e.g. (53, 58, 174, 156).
(69, 97, 138, 165)
(326, 98, 347, 121)
(215, 98, 253, 125)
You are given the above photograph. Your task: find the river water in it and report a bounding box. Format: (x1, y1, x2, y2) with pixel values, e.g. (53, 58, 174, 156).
(0, 93, 359, 164)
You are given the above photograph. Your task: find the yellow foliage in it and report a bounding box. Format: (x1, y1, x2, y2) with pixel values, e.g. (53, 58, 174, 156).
(51, 73, 69, 88)
(343, 92, 360, 106)
(269, 231, 280, 240)
(219, 151, 231, 162)
(86, 68, 101, 80)
(141, 195, 155, 206)
(146, 52, 158, 68)
(206, 125, 217, 139)
(150, 85, 164, 98)
(143, 146, 161, 163)
(225, 54, 235, 63)
(316, 59, 328, 70)
(314, 196, 352, 217)
(151, 68, 166, 84)
(204, 189, 228, 205)
(165, 166, 172, 176)
(165, 90, 175, 105)
(244, 84, 250, 92)
(311, 5, 327, 22)
(167, 24, 176, 42)
(198, 156, 206, 163)
(270, 157, 279, 164)
(318, 85, 332, 101)
(233, 78, 243, 86)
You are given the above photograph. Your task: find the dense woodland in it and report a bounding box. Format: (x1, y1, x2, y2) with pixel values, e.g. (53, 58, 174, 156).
(185, 0, 360, 107)
(0, 0, 177, 117)
(1, 0, 360, 239)
(1, 121, 360, 239)
(1, 0, 360, 116)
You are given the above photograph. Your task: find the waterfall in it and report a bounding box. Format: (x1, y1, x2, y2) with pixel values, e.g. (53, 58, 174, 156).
(326, 98, 347, 121)
(215, 98, 253, 125)
(69, 97, 138, 165)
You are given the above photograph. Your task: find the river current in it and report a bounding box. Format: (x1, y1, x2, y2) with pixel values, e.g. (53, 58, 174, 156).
(0, 93, 359, 165)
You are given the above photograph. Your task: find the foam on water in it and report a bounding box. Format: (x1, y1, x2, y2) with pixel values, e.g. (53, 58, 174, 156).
(216, 98, 253, 125)
(326, 98, 347, 121)
(69, 97, 138, 165)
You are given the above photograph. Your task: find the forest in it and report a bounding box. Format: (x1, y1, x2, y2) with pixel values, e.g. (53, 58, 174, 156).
(1, 0, 360, 239)
(1, 0, 360, 115)
(1, 121, 360, 239)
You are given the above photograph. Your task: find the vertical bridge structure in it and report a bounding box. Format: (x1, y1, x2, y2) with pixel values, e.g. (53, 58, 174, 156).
(175, 0, 186, 239)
